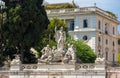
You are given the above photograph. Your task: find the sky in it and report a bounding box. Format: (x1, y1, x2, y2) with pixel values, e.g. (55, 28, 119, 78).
(45, 0, 120, 33)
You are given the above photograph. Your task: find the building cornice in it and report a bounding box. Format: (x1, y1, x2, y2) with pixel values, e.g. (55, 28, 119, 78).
(46, 6, 119, 24)
(95, 8, 119, 24)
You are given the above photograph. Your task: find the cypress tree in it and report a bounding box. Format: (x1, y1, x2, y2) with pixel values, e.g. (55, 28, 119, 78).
(2, 0, 49, 64)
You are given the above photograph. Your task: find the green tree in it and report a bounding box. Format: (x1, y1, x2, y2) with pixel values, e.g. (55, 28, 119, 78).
(106, 11, 117, 18)
(118, 53, 120, 64)
(48, 18, 67, 40)
(71, 40, 97, 63)
(34, 18, 67, 57)
(45, 3, 78, 9)
(1, 0, 49, 64)
(118, 38, 120, 45)
(35, 18, 96, 63)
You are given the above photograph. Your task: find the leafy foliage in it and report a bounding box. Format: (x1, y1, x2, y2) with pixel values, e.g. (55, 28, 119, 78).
(34, 18, 67, 57)
(45, 3, 78, 9)
(118, 53, 120, 64)
(48, 18, 67, 40)
(35, 18, 96, 63)
(106, 11, 117, 18)
(118, 38, 120, 45)
(1, 0, 49, 64)
(70, 39, 97, 63)
(0, 53, 5, 66)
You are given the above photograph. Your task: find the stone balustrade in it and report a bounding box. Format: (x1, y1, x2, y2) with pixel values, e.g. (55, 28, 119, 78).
(46, 7, 95, 14)
(0, 67, 9, 78)
(46, 7, 117, 20)
(10, 63, 105, 71)
(9, 63, 106, 78)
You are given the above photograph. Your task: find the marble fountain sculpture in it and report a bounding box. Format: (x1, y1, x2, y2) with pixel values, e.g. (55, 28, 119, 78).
(9, 27, 106, 78)
(38, 27, 76, 64)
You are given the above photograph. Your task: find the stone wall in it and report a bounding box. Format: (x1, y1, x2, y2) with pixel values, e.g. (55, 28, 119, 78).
(106, 67, 120, 78)
(9, 64, 106, 78)
(0, 67, 9, 78)
(0, 74, 9, 78)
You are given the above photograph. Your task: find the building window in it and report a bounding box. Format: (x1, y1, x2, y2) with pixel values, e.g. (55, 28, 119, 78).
(98, 20, 101, 29)
(106, 52, 108, 60)
(98, 50, 101, 57)
(105, 26, 108, 34)
(98, 37, 101, 42)
(113, 41, 115, 46)
(113, 53, 115, 64)
(106, 39, 108, 45)
(83, 35, 88, 40)
(69, 21, 74, 31)
(83, 19, 88, 28)
(113, 27, 115, 34)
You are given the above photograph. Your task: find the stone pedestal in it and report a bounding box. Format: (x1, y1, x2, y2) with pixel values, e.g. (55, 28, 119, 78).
(9, 63, 106, 78)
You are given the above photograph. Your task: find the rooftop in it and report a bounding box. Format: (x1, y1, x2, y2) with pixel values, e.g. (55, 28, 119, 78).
(46, 3, 71, 6)
(46, 6, 118, 23)
(45, 2, 78, 9)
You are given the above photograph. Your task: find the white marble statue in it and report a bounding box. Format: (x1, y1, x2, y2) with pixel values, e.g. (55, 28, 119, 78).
(30, 47, 38, 58)
(95, 57, 105, 64)
(38, 27, 76, 64)
(51, 46, 57, 54)
(40, 45, 51, 60)
(63, 44, 76, 64)
(11, 55, 21, 65)
(67, 44, 76, 60)
(55, 27, 66, 50)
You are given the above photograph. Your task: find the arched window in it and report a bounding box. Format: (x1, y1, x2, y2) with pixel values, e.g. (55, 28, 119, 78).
(105, 26, 108, 34)
(113, 27, 115, 34)
(113, 41, 115, 46)
(83, 19, 88, 28)
(106, 52, 108, 60)
(113, 53, 115, 64)
(106, 39, 108, 45)
(98, 37, 101, 42)
(69, 20, 74, 31)
(98, 20, 101, 29)
(98, 50, 101, 57)
(105, 23, 108, 34)
(83, 35, 88, 40)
